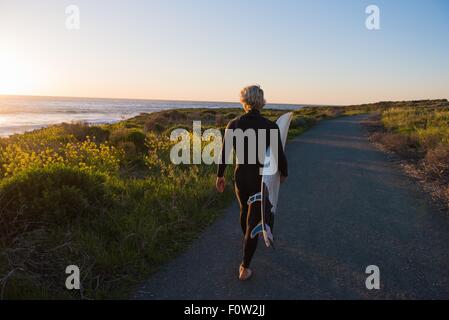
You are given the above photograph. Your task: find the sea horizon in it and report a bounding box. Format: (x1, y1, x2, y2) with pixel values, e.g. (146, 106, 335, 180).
(0, 94, 311, 137)
(0, 93, 338, 106)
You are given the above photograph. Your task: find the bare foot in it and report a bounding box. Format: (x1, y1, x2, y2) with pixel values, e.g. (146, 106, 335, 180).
(239, 265, 253, 281)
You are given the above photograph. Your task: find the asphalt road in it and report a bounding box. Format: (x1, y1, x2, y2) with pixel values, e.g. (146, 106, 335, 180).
(135, 115, 449, 299)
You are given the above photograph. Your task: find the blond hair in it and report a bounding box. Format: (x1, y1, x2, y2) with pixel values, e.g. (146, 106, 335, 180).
(240, 85, 266, 111)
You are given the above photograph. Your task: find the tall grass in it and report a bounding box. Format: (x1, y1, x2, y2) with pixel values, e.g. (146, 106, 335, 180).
(371, 101, 449, 207)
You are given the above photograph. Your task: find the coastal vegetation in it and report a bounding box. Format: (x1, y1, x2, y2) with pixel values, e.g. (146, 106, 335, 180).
(1, 100, 447, 299)
(0, 106, 336, 299)
(367, 99, 449, 209)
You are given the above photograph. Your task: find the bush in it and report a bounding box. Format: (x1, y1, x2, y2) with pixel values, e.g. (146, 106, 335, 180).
(143, 110, 188, 133)
(424, 144, 449, 182)
(201, 109, 217, 115)
(111, 129, 147, 151)
(0, 137, 121, 178)
(60, 123, 110, 143)
(126, 131, 147, 153)
(373, 132, 420, 158)
(416, 126, 449, 150)
(0, 165, 112, 242)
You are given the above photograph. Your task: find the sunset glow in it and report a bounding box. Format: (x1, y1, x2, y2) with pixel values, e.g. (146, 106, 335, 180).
(0, 0, 448, 104)
(0, 49, 34, 95)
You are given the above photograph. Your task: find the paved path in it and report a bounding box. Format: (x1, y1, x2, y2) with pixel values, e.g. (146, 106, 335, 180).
(135, 115, 449, 299)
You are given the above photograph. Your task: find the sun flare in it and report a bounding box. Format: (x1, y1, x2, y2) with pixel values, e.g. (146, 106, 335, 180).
(0, 49, 34, 95)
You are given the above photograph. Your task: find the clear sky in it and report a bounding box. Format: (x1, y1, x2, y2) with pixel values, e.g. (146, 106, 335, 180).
(0, 0, 448, 105)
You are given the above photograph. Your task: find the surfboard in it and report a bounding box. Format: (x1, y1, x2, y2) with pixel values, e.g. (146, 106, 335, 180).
(250, 112, 293, 248)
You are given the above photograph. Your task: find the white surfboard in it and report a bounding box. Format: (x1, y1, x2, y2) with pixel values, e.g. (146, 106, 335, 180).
(251, 112, 293, 247)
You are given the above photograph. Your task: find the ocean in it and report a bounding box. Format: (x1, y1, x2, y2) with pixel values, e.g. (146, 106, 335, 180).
(0, 95, 302, 137)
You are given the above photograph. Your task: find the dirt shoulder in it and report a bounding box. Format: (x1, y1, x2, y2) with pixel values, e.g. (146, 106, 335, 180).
(363, 113, 449, 213)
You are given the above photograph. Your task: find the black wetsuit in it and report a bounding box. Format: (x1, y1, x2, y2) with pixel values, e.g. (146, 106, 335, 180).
(217, 109, 288, 268)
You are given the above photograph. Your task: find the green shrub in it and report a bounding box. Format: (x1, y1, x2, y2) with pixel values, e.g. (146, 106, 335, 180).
(126, 131, 147, 153)
(110, 129, 147, 156)
(0, 137, 121, 178)
(0, 165, 112, 232)
(60, 123, 110, 143)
